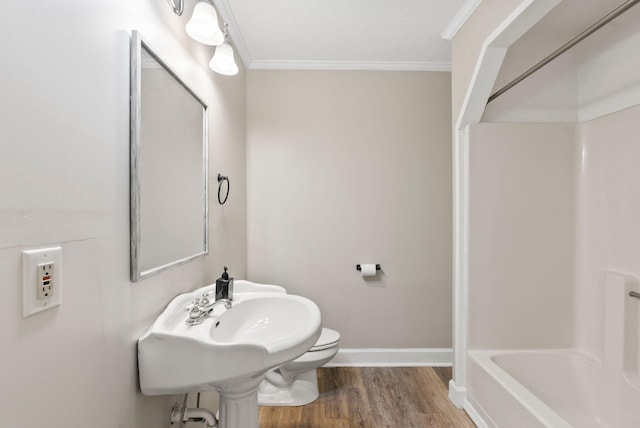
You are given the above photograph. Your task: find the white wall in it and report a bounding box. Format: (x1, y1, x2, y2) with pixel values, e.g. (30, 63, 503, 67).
(0, 2, 246, 427)
(467, 122, 576, 349)
(246, 70, 452, 348)
(575, 104, 640, 361)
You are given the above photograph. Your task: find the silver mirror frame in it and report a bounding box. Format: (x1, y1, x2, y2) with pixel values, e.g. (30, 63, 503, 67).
(130, 30, 209, 282)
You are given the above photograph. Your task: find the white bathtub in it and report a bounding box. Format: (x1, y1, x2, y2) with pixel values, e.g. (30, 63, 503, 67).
(468, 349, 640, 428)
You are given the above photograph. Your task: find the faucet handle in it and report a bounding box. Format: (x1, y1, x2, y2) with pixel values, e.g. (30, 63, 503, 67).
(185, 299, 200, 312)
(187, 305, 203, 319)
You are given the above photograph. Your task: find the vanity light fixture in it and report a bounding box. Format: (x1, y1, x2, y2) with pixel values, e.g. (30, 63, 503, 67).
(185, 0, 224, 46)
(209, 24, 238, 76)
(209, 42, 238, 75)
(166, 0, 184, 16)
(166, 0, 239, 76)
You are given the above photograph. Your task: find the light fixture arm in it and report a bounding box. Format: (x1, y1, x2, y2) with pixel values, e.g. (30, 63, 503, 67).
(222, 22, 231, 42)
(166, 0, 184, 16)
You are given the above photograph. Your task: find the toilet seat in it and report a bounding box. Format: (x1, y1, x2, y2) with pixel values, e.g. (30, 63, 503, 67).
(309, 328, 340, 352)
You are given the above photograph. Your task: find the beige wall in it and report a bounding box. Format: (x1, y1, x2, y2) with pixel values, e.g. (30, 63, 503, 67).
(468, 122, 576, 349)
(246, 70, 452, 348)
(451, 0, 524, 124)
(0, 1, 246, 427)
(205, 45, 248, 284)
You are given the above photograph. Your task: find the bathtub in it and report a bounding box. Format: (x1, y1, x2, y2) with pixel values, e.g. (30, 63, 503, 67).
(468, 349, 640, 428)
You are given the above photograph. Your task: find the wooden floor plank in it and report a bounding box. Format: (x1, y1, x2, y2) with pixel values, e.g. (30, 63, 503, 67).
(432, 367, 453, 389)
(259, 367, 475, 428)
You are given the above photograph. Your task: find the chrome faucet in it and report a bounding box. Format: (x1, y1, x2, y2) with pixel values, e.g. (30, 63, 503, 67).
(185, 292, 232, 326)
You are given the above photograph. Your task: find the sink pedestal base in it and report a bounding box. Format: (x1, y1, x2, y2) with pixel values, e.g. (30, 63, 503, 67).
(218, 378, 262, 428)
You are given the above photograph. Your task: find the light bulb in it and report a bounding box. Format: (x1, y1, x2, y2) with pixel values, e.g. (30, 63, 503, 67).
(185, 0, 224, 46)
(209, 42, 239, 76)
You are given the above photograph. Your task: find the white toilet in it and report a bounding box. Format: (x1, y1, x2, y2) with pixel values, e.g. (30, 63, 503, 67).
(233, 280, 340, 406)
(258, 326, 340, 406)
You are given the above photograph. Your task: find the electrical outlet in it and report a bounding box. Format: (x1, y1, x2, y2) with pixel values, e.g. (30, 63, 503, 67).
(22, 247, 62, 317)
(37, 262, 55, 299)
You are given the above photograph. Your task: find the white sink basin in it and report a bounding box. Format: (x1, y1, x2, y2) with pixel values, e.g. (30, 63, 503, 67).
(211, 296, 316, 354)
(138, 289, 322, 397)
(234, 279, 286, 295)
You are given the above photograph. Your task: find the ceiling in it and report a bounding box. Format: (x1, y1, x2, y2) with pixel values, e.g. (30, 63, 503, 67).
(213, 0, 477, 71)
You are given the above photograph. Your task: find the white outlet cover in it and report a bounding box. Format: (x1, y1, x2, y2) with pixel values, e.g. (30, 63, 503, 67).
(22, 247, 62, 318)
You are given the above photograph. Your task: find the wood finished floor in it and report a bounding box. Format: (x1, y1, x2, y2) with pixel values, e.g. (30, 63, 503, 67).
(258, 367, 475, 428)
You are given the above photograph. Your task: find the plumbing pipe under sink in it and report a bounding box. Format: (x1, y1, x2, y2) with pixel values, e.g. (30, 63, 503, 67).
(171, 394, 217, 427)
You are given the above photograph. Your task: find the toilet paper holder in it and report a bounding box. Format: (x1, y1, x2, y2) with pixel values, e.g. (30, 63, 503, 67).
(356, 264, 381, 271)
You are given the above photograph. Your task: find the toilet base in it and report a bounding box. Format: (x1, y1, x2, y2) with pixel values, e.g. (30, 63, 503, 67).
(257, 370, 319, 407)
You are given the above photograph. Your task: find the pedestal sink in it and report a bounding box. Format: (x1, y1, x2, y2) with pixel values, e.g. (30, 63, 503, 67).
(138, 285, 322, 428)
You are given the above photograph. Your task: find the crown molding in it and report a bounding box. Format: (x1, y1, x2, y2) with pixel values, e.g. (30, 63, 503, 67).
(248, 60, 451, 72)
(441, 0, 482, 40)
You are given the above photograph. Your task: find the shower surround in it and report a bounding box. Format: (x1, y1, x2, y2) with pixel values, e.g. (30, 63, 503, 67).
(466, 104, 640, 426)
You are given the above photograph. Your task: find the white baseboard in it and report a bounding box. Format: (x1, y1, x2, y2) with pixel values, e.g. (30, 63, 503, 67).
(324, 348, 452, 367)
(465, 397, 490, 428)
(448, 379, 467, 407)
(448, 382, 490, 427)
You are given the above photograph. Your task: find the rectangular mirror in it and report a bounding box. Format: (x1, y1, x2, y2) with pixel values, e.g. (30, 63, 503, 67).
(130, 30, 209, 282)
